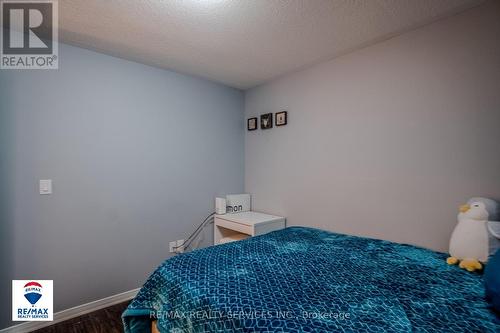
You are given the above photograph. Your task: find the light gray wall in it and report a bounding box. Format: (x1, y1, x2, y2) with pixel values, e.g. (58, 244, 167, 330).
(245, 1, 500, 253)
(0, 43, 244, 329)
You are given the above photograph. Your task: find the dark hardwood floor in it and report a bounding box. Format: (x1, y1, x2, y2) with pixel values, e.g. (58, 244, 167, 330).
(31, 301, 129, 333)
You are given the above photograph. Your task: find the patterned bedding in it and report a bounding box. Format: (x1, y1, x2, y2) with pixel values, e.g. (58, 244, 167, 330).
(122, 227, 499, 332)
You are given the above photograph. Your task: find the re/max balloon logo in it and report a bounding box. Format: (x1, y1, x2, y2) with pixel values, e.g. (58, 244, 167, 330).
(24, 281, 43, 305)
(12, 280, 53, 321)
(17, 281, 49, 319)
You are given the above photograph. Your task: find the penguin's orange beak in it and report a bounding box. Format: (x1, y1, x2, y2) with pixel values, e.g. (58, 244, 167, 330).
(459, 204, 470, 213)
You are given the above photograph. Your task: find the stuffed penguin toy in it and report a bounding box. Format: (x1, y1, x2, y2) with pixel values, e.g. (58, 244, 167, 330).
(447, 197, 500, 272)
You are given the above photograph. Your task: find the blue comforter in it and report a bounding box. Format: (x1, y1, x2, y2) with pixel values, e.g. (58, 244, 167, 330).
(122, 227, 499, 332)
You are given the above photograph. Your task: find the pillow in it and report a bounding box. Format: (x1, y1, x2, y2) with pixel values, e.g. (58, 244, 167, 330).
(485, 249, 500, 313)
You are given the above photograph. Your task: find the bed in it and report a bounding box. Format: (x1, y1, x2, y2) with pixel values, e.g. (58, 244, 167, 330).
(122, 227, 499, 332)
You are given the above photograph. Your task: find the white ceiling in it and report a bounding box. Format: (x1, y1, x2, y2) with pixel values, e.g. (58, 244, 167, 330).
(60, 0, 485, 89)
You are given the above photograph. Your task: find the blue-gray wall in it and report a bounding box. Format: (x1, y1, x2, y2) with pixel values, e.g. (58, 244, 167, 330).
(0, 43, 244, 329)
(245, 1, 500, 253)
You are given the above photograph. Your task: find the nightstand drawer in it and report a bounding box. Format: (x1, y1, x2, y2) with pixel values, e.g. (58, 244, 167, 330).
(215, 218, 253, 235)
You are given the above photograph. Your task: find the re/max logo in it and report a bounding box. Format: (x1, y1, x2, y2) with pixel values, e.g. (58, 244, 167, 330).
(18, 308, 49, 315)
(12, 280, 53, 321)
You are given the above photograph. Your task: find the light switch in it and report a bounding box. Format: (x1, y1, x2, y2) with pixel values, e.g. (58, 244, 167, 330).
(39, 179, 52, 195)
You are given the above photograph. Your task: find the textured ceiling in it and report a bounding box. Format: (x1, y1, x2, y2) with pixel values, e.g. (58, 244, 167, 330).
(60, 0, 485, 89)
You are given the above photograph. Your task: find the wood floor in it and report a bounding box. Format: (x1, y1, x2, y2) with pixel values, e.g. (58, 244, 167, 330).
(31, 301, 129, 333)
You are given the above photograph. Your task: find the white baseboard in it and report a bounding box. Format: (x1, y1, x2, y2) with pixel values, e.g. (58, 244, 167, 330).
(0, 288, 140, 333)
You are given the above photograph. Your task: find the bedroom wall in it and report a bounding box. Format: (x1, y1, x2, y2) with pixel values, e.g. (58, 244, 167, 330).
(0, 43, 244, 329)
(245, 1, 500, 252)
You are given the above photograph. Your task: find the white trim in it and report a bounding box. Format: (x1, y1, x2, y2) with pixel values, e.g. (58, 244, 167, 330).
(0, 288, 140, 333)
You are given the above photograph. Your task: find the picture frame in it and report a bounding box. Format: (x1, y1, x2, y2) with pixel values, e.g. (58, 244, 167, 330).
(275, 111, 287, 126)
(260, 113, 273, 129)
(247, 117, 258, 131)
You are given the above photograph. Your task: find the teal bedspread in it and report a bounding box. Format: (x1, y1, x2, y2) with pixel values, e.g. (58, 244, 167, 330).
(122, 227, 499, 332)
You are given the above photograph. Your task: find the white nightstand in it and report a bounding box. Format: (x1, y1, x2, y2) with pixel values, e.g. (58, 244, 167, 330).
(214, 211, 286, 245)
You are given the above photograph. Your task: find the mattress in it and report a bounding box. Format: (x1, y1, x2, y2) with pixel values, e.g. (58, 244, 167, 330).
(123, 227, 499, 332)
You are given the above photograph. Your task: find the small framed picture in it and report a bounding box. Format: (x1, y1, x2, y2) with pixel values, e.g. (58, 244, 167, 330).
(260, 113, 273, 129)
(247, 117, 257, 131)
(275, 111, 287, 126)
